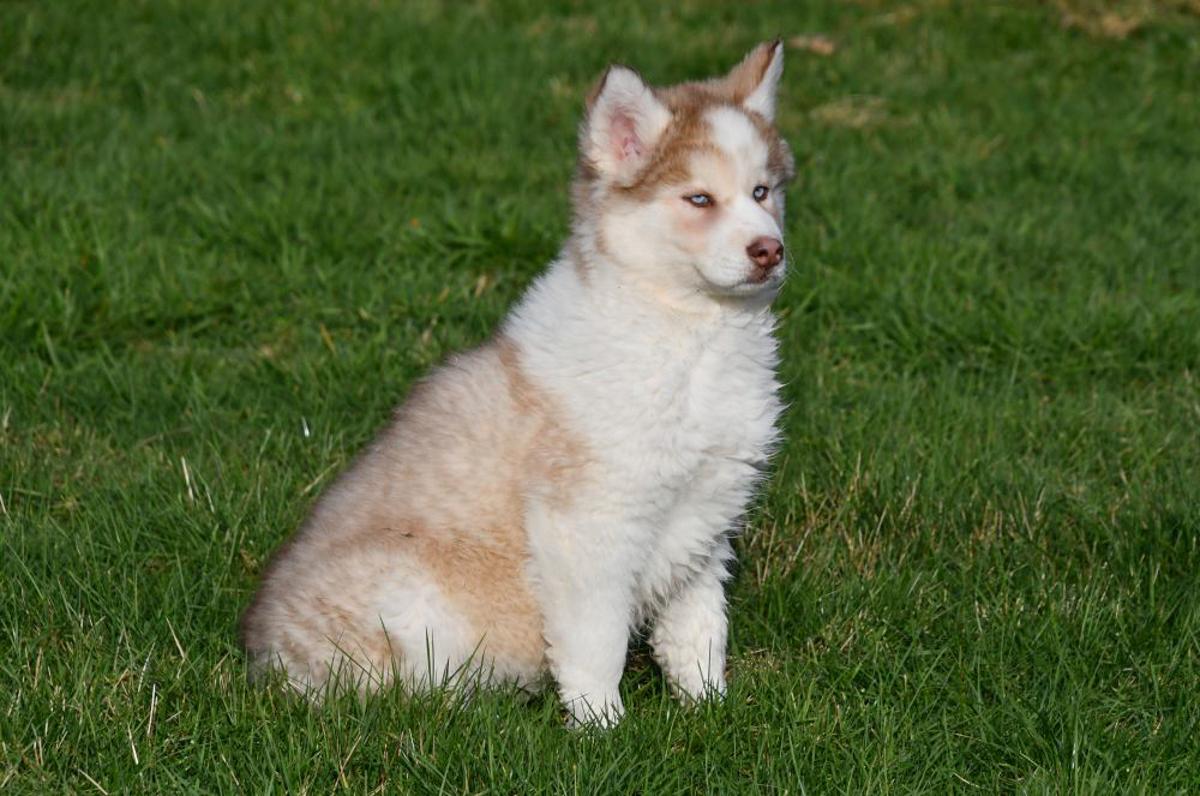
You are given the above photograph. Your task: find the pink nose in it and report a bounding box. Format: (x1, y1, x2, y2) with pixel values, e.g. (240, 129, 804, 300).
(746, 236, 784, 270)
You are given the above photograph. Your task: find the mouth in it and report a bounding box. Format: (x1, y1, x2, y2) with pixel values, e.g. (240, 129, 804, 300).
(741, 262, 786, 290)
(691, 259, 786, 299)
(746, 267, 774, 285)
(718, 270, 785, 297)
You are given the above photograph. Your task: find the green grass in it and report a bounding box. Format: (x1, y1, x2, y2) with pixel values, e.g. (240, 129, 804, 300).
(3, 0, 1199, 791)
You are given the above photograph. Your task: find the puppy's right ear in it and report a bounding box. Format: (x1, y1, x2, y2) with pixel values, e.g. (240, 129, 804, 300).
(581, 66, 671, 185)
(725, 40, 784, 123)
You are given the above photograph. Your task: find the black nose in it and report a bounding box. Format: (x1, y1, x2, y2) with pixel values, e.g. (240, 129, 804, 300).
(746, 236, 784, 269)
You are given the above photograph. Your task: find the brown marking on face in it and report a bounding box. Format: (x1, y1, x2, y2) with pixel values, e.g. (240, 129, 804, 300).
(744, 112, 796, 188)
(578, 55, 794, 206)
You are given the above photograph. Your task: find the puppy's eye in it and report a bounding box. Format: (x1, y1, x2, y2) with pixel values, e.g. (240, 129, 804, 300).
(685, 193, 714, 208)
(752, 185, 769, 202)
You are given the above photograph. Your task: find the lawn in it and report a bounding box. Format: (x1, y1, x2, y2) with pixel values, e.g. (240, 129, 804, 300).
(2, 0, 1199, 791)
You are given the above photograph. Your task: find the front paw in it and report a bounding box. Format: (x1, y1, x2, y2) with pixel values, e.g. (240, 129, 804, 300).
(562, 689, 625, 730)
(669, 669, 727, 704)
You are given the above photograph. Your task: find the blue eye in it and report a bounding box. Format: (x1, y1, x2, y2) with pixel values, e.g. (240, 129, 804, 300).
(685, 193, 714, 208)
(752, 185, 769, 202)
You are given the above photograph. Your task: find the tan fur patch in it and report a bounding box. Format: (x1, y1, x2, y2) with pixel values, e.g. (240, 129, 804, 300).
(495, 337, 589, 508)
(240, 335, 592, 688)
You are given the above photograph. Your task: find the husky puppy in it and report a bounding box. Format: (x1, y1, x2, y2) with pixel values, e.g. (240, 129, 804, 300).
(241, 41, 795, 727)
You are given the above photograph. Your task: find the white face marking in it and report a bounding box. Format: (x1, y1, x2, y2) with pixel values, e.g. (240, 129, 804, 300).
(707, 105, 768, 174)
(693, 106, 786, 295)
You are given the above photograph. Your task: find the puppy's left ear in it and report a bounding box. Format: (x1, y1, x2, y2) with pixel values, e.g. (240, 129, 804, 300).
(726, 40, 784, 123)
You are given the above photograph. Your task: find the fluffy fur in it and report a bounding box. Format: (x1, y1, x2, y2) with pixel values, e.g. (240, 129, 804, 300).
(240, 41, 796, 727)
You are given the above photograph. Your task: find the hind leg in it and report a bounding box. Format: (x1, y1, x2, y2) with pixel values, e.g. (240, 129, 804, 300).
(243, 555, 476, 693)
(246, 555, 544, 698)
(372, 572, 485, 690)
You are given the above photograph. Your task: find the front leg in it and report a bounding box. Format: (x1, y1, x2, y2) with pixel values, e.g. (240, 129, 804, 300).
(527, 503, 635, 728)
(650, 547, 731, 701)
(545, 581, 631, 728)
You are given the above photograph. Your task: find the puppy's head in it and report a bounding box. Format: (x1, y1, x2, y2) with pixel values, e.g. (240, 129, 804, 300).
(575, 42, 796, 303)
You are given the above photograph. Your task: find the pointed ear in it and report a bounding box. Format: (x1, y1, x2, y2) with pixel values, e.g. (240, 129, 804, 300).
(582, 66, 671, 184)
(726, 40, 784, 122)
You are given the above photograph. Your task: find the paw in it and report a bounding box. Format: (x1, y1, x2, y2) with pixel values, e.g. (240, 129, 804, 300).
(669, 669, 727, 704)
(562, 689, 625, 730)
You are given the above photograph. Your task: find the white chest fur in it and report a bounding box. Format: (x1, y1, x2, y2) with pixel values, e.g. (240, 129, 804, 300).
(508, 260, 783, 611)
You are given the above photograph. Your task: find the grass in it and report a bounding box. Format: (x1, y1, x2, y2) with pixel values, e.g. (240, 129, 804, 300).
(2, 0, 1199, 791)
